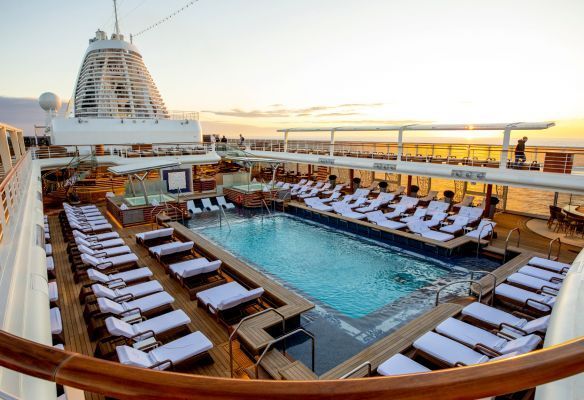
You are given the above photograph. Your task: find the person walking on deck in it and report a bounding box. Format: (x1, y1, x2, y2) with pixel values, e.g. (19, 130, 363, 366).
(514, 136, 528, 164)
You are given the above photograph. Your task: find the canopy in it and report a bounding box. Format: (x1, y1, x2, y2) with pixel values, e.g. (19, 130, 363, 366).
(108, 160, 180, 175)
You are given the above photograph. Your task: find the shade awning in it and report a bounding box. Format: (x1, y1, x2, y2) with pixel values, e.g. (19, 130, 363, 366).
(108, 160, 180, 175)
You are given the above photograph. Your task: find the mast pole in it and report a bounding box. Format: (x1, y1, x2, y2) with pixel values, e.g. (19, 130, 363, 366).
(113, 0, 120, 35)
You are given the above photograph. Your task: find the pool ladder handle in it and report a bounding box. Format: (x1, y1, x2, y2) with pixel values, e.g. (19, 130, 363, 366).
(502, 228, 521, 263)
(254, 328, 316, 380)
(229, 308, 286, 378)
(547, 237, 561, 260)
(435, 280, 484, 307)
(218, 204, 232, 230)
(339, 361, 373, 379)
(475, 222, 496, 258)
(469, 271, 497, 306)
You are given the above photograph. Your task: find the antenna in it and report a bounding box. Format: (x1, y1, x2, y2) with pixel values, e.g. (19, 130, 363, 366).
(113, 0, 120, 35)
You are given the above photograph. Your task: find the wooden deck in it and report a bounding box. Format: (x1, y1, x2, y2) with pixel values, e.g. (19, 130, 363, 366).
(169, 222, 315, 354)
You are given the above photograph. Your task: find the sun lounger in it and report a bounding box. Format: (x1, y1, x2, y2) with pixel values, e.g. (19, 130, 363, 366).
(50, 307, 64, 343)
(422, 212, 448, 228)
(506, 273, 561, 294)
(418, 190, 438, 203)
(439, 215, 469, 234)
(80, 252, 139, 270)
(87, 267, 153, 285)
(149, 241, 194, 259)
(96, 292, 175, 320)
(465, 220, 497, 239)
(77, 244, 131, 258)
(435, 317, 541, 356)
(49, 281, 58, 304)
(197, 281, 264, 321)
(517, 266, 565, 283)
(73, 230, 120, 241)
(169, 258, 222, 280)
(91, 280, 164, 301)
(527, 257, 571, 274)
(365, 210, 388, 224)
(299, 188, 319, 199)
(453, 195, 474, 208)
(377, 354, 431, 376)
(447, 206, 484, 224)
(322, 184, 345, 195)
(187, 200, 202, 215)
(201, 198, 219, 212)
(316, 182, 332, 192)
(116, 331, 213, 370)
(217, 196, 235, 209)
(136, 228, 174, 246)
(377, 219, 407, 230)
(400, 208, 427, 223)
(339, 209, 368, 220)
(45, 244, 53, 256)
(414, 331, 489, 367)
(75, 237, 125, 249)
(104, 310, 191, 342)
(355, 199, 384, 213)
(495, 283, 556, 314)
(384, 205, 408, 219)
(407, 221, 454, 242)
(461, 302, 550, 337)
(70, 221, 113, 233)
(425, 201, 450, 216)
(46, 256, 55, 278)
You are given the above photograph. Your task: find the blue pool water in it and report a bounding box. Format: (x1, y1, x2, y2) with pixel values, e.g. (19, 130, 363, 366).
(201, 215, 450, 318)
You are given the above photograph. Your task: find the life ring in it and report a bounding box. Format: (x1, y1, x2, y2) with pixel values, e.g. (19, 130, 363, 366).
(236, 194, 244, 205)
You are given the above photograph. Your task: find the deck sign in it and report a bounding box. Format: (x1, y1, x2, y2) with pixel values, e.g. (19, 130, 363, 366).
(373, 162, 396, 171)
(318, 157, 335, 165)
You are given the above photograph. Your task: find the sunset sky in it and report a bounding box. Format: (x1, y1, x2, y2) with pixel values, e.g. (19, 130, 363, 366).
(1, 0, 583, 144)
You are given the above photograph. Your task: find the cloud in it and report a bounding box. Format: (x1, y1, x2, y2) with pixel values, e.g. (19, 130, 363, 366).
(202, 102, 384, 119)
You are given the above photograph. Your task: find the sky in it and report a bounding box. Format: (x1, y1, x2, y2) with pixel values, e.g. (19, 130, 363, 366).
(1, 0, 584, 144)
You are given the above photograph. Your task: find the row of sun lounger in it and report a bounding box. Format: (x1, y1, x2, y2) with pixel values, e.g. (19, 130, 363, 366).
(375, 256, 569, 376)
(59, 203, 216, 371)
(44, 215, 65, 349)
(137, 227, 266, 325)
(186, 196, 235, 215)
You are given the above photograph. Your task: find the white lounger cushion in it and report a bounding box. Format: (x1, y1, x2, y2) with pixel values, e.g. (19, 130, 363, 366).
(217, 196, 235, 209)
(528, 257, 571, 273)
(50, 307, 62, 335)
(465, 220, 497, 239)
(105, 309, 191, 339)
(340, 210, 367, 220)
(170, 258, 222, 278)
(149, 241, 194, 257)
(436, 318, 541, 355)
(462, 302, 551, 336)
(136, 228, 174, 242)
(507, 273, 562, 292)
(48, 281, 58, 302)
(376, 220, 407, 230)
(116, 331, 213, 370)
(46, 256, 55, 271)
(425, 201, 450, 216)
(414, 331, 489, 366)
(407, 222, 454, 242)
(92, 280, 163, 300)
(518, 266, 565, 282)
(495, 284, 556, 312)
(73, 230, 119, 241)
(187, 200, 203, 215)
(202, 198, 219, 211)
(78, 245, 131, 257)
(377, 354, 431, 376)
(76, 237, 125, 249)
(71, 222, 113, 232)
(88, 267, 153, 284)
(197, 281, 264, 313)
(97, 291, 174, 315)
(45, 244, 53, 256)
(81, 253, 139, 268)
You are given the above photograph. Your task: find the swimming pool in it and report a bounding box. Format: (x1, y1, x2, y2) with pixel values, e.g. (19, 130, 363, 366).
(230, 183, 267, 193)
(124, 194, 175, 206)
(193, 212, 499, 372)
(201, 215, 450, 318)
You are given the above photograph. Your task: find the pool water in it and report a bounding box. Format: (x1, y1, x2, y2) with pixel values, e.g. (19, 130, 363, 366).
(201, 215, 454, 318)
(230, 183, 267, 193)
(124, 194, 175, 206)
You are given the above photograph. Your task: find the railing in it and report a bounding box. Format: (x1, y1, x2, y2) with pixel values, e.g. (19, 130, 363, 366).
(243, 139, 584, 175)
(167, 110, 200, 121)
(254, 328, 316, 379)
(229, 308, 286, 378)
(2, 329, 584, 399)
(503, 228, 521, 263)
(547, 237, 562, 260)
(435, 280, 484, 306)
(469, 271, 497, 305)
(475, 222, 496, 258)
(30, 142, 212, 159)
(0, 152, 31, 243)
(339, 361, 372, 379)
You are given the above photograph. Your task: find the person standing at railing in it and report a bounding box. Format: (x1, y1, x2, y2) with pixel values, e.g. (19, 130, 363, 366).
(514, 136, 528, 164)
(221, 135, 228, 143)
(239, 134, 245, 146)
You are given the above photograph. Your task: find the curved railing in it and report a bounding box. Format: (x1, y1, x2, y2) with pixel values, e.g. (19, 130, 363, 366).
(2, 330, 584, 400)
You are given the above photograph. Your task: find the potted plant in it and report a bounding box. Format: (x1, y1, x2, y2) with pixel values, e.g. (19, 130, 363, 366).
(329, 174, 337, 187)
(410, 185, 420, 196)
(443, 190, 455, 204)
(488, 196, 500, 219)
(352, 177, 361, 189)
(378, 181, 389, 192)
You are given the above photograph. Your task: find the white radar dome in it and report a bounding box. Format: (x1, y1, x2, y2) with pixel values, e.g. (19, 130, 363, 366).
(39, 92, 62, 112)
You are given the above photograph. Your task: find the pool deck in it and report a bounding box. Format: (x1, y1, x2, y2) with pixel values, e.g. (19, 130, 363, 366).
(168, 222, 315, 355)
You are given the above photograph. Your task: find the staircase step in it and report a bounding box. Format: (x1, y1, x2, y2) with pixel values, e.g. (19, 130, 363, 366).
(258, 349, 294, 380)
(279, 361, 318, 380)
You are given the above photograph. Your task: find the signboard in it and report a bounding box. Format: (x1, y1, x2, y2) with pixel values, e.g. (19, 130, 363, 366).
(168, 171, 187, 191)
(373, 162, 396, 171)
(318, 157, 335, 165)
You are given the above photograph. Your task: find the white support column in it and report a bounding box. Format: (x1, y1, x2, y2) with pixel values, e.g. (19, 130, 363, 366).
(0, 126, 13, 173)
(500, 126, 512, 169)
(397, 127, 405, 161)
(8, 129, 21, 160)
(17, 131, 26, 156)
(283, 130, 289, 153)
(329, 129, 336, 156)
